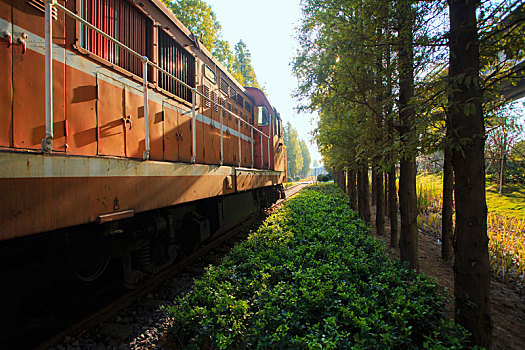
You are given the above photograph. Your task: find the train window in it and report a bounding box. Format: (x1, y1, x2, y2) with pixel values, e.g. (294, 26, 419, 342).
(78, 0, 152, 78)
(257, 106, 269, 126)
(204, 65, 216, 84)
(158, 30, 195, 103)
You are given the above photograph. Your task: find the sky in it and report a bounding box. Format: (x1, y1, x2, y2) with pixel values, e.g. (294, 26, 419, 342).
(207, 0, 322, 167)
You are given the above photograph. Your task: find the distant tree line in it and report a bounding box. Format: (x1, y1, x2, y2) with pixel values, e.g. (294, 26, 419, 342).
(283, 122, 311, 180)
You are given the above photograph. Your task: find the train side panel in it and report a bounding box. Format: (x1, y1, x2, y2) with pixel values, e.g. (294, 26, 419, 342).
(0, 0, 285, 241)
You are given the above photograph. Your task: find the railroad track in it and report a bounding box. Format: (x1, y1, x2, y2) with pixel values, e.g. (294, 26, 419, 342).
(37, 184, 309, 349)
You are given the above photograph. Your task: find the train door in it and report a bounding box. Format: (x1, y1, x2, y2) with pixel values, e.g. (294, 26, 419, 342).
(256, 105, 270, 169)
(205, 88, 221, 165)
(11, 0, 66, 151)
(163, 101, 193, 163)
(124, 87, 163, 161)
(0, 0, 12, 147)
(97, 74, 125, 157)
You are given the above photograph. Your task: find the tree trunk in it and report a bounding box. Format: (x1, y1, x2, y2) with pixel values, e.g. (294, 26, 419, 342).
(357, 167, 370, 225)
(383, 171, 390, 217)
(349, 169, 358, 211)
(376, 170, 385, 235)
(499, 152, 505, 196)
(399, 159, 418, 269)
(448, 0, 492, 347)
(341, 169, 347, 193)
(442, 143, 454, 260)
(371, 168, 377, 205)
(388, 165, 398, 248)
(397, 1, 418, 270)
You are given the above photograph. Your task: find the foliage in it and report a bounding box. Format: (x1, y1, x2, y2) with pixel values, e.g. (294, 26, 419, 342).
(162, 0, 227, 64)
(162, 1, 262, 88)
(283, 122, 303, 178)
(231, 40, 262, 89)
(299, 139, 312, 178)
(317, 174, 329, 182)
(416, 173, 525, 291)
(165, 185, 468, 348)
(485, 101, 525, 187)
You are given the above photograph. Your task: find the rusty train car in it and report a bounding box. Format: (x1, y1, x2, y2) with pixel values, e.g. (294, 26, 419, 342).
(0, 0, 286, 333)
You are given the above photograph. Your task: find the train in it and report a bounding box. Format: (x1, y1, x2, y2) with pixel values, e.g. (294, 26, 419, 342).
(0, 0, 286, 338)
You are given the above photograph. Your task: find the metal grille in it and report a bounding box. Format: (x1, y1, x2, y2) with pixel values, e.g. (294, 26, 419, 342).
(78, 0, 152, 78)
(220, 78, 229, 96)
(204, 85, 211, 108)
(221, 98, 227, 117)
(158, 30, 195, 103)
(27, 0, 57, 19)
(212, 91, 218, 112)
(237, 95, 244, 108)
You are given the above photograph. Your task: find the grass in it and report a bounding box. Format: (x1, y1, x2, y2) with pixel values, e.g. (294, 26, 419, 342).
(416, 173, 525, 291)
(486, 183, 525, 220)
(416, 173, 525, 220)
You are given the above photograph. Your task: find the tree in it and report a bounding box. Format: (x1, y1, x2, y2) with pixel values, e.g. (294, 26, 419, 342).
(162, 1, 223, 57)
(299, 140, 311, 178)
(163, 0, 262, 86)
(447, 0, 492, 346)
(283, 122, 303, 179)
(232, 40, 262, 89)
(396, 0, 419, 271)
(485, 101, 525, 194)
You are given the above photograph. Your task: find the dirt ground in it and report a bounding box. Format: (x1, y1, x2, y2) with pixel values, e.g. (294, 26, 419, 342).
(368, 205, 525, 350)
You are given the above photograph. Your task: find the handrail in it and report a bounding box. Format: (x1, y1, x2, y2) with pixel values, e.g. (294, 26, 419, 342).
(45, 1, 270, 167)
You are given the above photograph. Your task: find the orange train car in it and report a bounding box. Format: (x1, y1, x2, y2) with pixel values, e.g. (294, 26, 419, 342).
(0, 0, 286, 306)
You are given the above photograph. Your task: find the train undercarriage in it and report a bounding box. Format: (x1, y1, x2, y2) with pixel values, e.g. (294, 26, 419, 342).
(0, 184, 283, 347)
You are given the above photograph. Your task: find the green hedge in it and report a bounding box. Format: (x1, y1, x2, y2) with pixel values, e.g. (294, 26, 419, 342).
(165, 184, 468, 349)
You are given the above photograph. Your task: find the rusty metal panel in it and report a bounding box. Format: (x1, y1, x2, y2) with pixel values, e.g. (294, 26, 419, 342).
(194, 114, 204, 164)
(124, 87, 145, 159)
(163, 103, 179, 161)
(97, 76, 125, 156)
(158, 29, 194, 103)
(78, 0, 151, 78)
(0, 0, 12, 147)
(123, 87, 164, 160)
(12, 5, 66, 151)
(148, 99, 164, 160)
(65, 66, 97, 155)
(204, 91, 221, 165)
(178, 107, 192, 162)
(241, 123, 251, 168)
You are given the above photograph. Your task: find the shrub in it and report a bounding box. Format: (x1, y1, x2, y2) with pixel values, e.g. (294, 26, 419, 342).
(317, 174, 329, 182)
(165, 184, 467, 349)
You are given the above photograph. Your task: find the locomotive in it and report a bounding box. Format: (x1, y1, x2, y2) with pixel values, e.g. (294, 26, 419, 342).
(0, 0, 286, 335)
